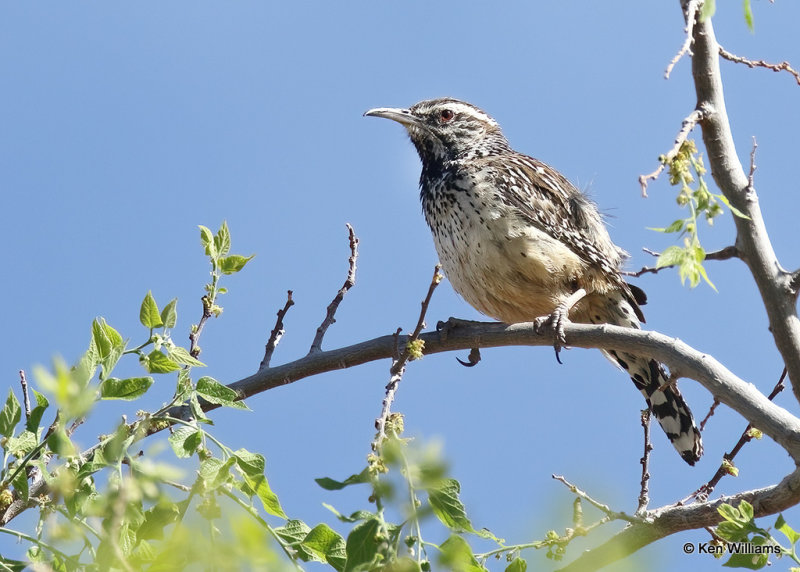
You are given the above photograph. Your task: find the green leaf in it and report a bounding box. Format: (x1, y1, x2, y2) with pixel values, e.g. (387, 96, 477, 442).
(717, 193, 750, 220)
(12, 469, 29, 503)
(168, 427, 201, 458)
(0, 555, 27, 572)
(724, 547, 769, 569)
(92, 318, 126, 379)
(166, 346, 205, 368)
(343, 518, 382, 572)
(718, 503, 742, 523)
(438, 535, 485, 572)
(776, 514, 800, 546)
(655, 245, 685, 269)
(0, 388, 21, 438)
(199, 225, 216, 258)
(505, 558, 528, 572)
(218, 254, 255, 275)
(428, 478, 477, 533)
(243, 471, 286, 519)
(141, 350, 181, 374)
(738, 500, 754, 522)
(139, 291, 163, 329)
(315, 469, 371, 491)
(160, 298, 178, 329)
(233, 448, 265, 476)
(5, 430, 38, 458)
(743, 0, 754, 32)
(275, 519, 312, 545)
(138, 502, 180, 541)
(196, 376, 248, 409)
(214, 221, 231, 257)
(303, 524, 347, 571)
(26, 390, 49, 433)
(700, 0, 716, 21)
(200, 456, 236, 490)
(47, 428, 76, 456)
(322, 503, 374, 523)
(100, 377, 154, 400)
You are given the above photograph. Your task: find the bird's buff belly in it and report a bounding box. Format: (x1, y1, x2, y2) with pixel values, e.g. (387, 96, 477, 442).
(432, 222, 585, 324)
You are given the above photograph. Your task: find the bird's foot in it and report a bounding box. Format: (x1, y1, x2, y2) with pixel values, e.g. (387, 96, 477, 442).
(534, 306, 571, 364)
(533, 288, 588, 364)
(436, 317, 485, 332)
(456, 347, 482, 367)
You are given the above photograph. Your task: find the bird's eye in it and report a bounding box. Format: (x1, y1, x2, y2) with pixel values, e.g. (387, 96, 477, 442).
(439, 109, 455, 122)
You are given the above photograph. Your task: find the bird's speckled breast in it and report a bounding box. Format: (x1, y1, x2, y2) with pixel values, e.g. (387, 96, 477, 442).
(422, 168, 586, 323)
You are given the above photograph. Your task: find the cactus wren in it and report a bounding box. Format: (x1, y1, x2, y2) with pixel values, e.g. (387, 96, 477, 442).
(365, 98, 703, 465)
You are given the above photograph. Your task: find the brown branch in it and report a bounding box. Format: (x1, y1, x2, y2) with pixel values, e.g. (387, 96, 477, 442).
(19, 370, 31, 422)
(309, 223, 359, 354)
(687, 368, 788, 503)
(664, 0, 701, 79)
(689, 2, 800, 402)
(719, 45, 800, 86)
(638, 108, 704, 196)
(189, 295, 213, 358)
(748, 136, 758, 190)
(636, 409, 652, 515)
(220, 321, 800, 460)
(622, 245, 739, 278)
(699, 398, 720, 432)
(260, 291, 295, 370)
(556, 468, 800, 572)
(553, 474, 644, 525)
(6, 320, 800, 531)
(373, 265, 443, 450)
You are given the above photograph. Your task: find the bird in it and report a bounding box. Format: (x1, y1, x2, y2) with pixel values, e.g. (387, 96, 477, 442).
(364, 98, 703, 465)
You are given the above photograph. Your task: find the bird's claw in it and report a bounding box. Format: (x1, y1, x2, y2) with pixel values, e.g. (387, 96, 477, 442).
(534, 306, 570, 364)
(456, 347, 482, 367)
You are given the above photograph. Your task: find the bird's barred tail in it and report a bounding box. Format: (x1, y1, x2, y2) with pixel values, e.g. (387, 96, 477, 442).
(578, 290, 703, 465)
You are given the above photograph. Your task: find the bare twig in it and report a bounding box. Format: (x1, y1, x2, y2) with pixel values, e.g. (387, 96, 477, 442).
(748, 136, 758, 190)
(637, 409, 653, 515)
(260, 291, 295, 370)
(638, 108, 704, 196)
(19, 370, 31, 422)
(309, 223, 359, 354)
(553, 474, 644, 525)
(189, 295, 213, 358)
(719, 45, 800, 86)
(622, 245, 738, 278)
(687, 368, 788, 504)
(372, 265, 443, 451)
(699, 398, 720, 432)
(664, 0, 701, 79)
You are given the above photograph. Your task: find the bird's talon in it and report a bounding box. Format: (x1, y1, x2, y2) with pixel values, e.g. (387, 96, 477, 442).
(456, 347, 482, 367)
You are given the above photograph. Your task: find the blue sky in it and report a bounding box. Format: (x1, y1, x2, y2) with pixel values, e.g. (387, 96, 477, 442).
(3, 2, 800, 570)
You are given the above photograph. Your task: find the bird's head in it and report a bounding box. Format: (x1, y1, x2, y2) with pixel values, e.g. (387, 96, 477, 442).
(365, 98, 510, 165)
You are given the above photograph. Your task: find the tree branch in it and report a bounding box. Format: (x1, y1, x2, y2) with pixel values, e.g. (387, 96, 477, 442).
(719, 45, 800, 86)
(623, 245, 738, 278)
(309, 223, 359, 354)
(221, 320, 800, 460)
(19, 370, 31, 422)
(373, 265, 442, 450)
(637, 409, 652, 515)
(688, 3, 800, 402)
(664, 0, 701, 80)
(638, 108, 704, 196)
(557, 468, 800, 572)
(260, 290, 294, 370)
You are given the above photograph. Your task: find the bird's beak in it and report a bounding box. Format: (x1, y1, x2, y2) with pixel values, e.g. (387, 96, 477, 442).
(363, 107, 421, 128)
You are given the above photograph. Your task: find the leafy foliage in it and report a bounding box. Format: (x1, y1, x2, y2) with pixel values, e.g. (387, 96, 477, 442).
(711, 500, 800, 569)
(651, 140, 747, 289)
